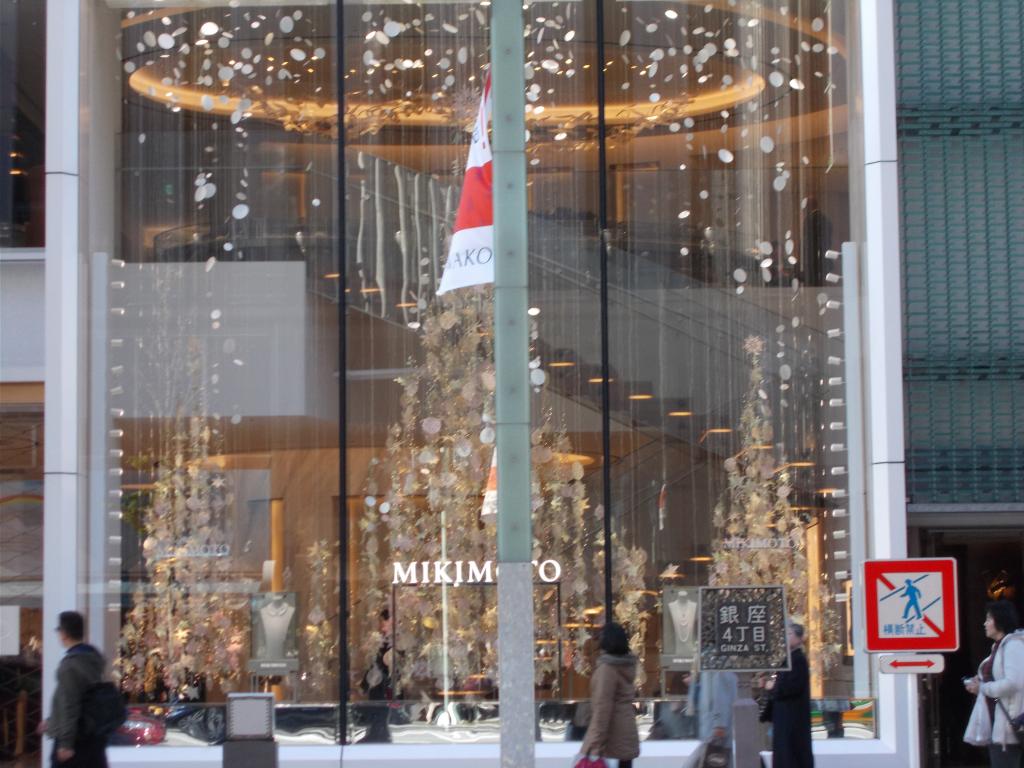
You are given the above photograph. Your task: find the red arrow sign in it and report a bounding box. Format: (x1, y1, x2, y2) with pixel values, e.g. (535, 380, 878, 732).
(879, 653, 945, 674)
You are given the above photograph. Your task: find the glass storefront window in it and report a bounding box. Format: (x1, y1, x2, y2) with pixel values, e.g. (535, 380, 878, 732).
(87, 0, 868, 749)
(603, 0, 857, 715)
(342, 0, 864, 744)
(96, 1, 341, 745)
(0, 0, 45, 248)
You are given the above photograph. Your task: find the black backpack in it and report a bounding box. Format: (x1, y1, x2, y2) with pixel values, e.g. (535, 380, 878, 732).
(79, 681, 127, 740)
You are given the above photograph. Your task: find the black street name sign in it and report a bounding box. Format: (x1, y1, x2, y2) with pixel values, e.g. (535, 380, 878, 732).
(699, 585, 791, 672)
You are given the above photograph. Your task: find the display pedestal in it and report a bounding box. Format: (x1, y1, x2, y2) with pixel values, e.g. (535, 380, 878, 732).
(223, 740, 276, 768)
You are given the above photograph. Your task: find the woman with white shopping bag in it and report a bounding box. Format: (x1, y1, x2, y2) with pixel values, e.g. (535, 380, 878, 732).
(577, 623, 640, 768)
(964, 600, 1024, 768)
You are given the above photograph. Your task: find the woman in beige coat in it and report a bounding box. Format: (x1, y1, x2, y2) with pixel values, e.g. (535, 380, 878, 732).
(580, 623, 640, 767)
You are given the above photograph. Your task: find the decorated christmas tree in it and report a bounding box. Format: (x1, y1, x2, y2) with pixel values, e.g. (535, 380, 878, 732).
(710, 335, 840, 677)
(359, 291, 648, 692)
(302, 539, 339, 699)
(116, 346, 247, 697)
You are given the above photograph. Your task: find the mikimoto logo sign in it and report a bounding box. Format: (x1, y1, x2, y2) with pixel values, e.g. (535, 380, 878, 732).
(392, 559, 562, 585)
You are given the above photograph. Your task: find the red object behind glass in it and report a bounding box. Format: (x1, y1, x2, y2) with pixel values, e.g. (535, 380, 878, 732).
(112, 707, 166, 746)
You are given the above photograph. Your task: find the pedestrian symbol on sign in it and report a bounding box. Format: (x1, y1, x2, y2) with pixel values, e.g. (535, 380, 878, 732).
(900, 578, 923, 621)
(878, 572, 943, 638)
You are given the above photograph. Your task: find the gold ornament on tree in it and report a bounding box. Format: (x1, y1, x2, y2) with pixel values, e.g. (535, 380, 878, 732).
(116, 327, 247, 699)
(302, 539, 339, 699)
(710, 336, 841, 678)
(116, 410, 246, 696)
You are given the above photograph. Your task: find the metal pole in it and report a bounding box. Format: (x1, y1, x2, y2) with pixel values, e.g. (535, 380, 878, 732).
(335, 0, 350, 748)
(491, 1, 534, 766)
(841, 241, 871, 697)
(441, 491, 451, 723)
(595, 0, 615, 623)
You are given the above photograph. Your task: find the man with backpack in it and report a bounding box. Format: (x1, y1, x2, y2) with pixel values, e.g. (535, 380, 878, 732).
(39, 611, 120, 766)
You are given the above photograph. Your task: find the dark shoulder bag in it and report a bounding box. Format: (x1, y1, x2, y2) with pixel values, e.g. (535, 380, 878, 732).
(79, 681, 128, 740)
(995, 699, 1024, 742)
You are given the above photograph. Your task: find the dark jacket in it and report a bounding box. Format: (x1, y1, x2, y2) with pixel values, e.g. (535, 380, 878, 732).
(50, 643, 106, 750)
(360, 640, 392, 701)
(770, 646, 814, 768)
(581, 654, 640, 760)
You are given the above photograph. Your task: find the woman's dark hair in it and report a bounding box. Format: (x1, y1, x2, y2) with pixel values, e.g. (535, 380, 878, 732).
(986, 600, 1020, 635)
(599, 622, 630, 655)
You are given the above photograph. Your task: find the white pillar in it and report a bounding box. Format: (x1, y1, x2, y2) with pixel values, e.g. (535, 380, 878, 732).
(42, 0, 82, 730)
(88, 252, 114, 651)
(858, 0, 918, 765)
(83, 0, 122, 656)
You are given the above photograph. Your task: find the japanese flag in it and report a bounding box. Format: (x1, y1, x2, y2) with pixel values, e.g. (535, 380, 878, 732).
(437, 75, 493, 295)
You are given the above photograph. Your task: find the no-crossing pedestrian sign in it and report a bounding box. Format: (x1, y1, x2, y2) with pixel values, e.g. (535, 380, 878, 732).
(864, 558, 959, 652)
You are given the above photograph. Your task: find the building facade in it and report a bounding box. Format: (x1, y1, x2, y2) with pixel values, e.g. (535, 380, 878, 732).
(2, 0, 1015, 766)
(895, 1, 1024, 764)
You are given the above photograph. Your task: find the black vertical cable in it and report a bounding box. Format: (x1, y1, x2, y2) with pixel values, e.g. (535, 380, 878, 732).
(335, 0, 350, 749)
(595, 0, 614, 621)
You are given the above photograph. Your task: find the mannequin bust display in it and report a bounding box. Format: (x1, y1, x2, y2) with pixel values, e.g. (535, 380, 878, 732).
(257, 593, 296, 659)
(667, 592, 698, 650)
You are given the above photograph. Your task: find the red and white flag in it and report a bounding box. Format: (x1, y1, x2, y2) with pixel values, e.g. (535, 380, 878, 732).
(481, 447, 498, 517)
(438, 75, 494, 295)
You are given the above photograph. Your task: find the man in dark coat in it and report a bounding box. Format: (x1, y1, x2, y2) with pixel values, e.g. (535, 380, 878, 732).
(767, 621, 814, 768)
(39, 611, 108, 767)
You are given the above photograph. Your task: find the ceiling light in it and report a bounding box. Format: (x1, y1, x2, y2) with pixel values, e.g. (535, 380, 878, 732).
(699, 428, 732, 443)
(527, 307, 541, 316)
(629, 394, 653, 400)
(776, 460, 815, 473)
(668, 410, 692, 417)
(548, 361, 575, 368)
(553, 452, 596, 466)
